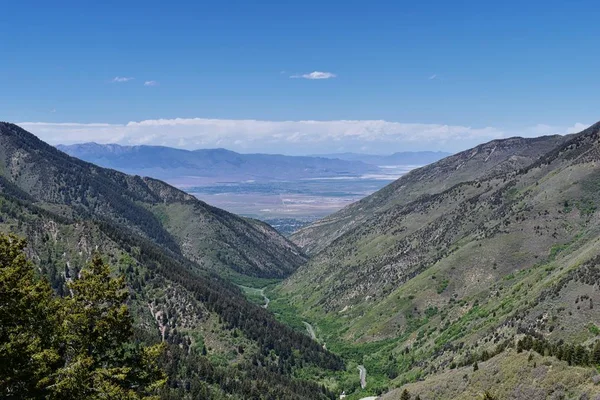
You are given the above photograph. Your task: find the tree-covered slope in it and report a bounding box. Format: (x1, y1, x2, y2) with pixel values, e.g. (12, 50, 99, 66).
(0, 122, 306, 278)
(0, 122, 341, 399)
(0, 192, 343, 399)
(274, 123, 600, 398)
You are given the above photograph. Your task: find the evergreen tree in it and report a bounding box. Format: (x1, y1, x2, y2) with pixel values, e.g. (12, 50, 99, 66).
(592, 341, 600, 365)
(0, 235, 165, 400)
(0, 234, 61, 398)
(50, 253, 166, 399)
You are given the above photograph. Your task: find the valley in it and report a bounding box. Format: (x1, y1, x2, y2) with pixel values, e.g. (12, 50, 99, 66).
(4, 121, 600, 399)
(57, 143, 428, 233)
(5, 3, 598, 399)
(186, 172, 413, 233)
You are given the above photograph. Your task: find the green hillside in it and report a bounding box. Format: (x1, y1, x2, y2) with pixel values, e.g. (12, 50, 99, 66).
(291, 134, 568, 255)
(0, 122, 340, 399)
(0, 122, 306, 279)
(5, 120, 600, 399)
(275, 122, 600, 398)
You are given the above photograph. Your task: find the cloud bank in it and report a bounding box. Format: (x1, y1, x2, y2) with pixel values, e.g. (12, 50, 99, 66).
(18, 119, 587, 155)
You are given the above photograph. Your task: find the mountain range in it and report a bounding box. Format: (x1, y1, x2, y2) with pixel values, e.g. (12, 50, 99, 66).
(56, 143, 451, 186)
(4, 121, 600, 399)
(274, 124, 600, 398)
(56, 143, 381, 184)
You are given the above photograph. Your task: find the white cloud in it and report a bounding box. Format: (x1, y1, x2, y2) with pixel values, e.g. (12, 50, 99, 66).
(16, 117, 589, 155)
(565, 123, 589, 134)
(428, 74, 437, 80)
(520, 123, 591, 137)
(290, 71, 337, 80)
(144, 80, 158, 86)
(111, 76, 134, 83)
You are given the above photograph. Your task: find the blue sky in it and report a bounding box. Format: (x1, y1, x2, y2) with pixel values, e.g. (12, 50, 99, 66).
(1, 0, 599, 154)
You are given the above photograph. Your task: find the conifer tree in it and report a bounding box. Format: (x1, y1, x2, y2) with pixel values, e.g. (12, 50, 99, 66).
(482, 391, 498, 400)
(0, 234, 165, 400)
(0, 234, 61, 398)
(50, 253, 166, 399)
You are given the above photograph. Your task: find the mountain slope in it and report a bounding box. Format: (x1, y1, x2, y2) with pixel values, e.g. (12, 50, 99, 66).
(1, 122, 306, 279)
(291, 134, 569, 254)
(0, 122, 343, 399)
(274, 123, 600, 397)
(57, 142, 378, 183)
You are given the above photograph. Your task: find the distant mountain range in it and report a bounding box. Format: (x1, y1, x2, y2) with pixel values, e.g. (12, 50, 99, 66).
(56, 143, 380, 183)
(56, 143, 451, 184)
(312, 151, 452, 166)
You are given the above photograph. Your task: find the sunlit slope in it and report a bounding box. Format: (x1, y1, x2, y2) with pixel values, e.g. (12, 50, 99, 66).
(291, 134, 568, 255)
(273, 122, 600, 396)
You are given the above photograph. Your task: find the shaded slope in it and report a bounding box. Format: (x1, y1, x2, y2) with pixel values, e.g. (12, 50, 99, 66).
(0, 122, 306, 278)
(0, 191, 342, 399)
(0, 122, 342, 399)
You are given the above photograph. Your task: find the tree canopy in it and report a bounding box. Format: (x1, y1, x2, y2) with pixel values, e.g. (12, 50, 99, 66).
(0, 234, 165, 399)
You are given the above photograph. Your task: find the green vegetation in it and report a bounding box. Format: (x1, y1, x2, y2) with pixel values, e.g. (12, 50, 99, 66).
(436, 278, 449, 294)
(0, 234, 165, 399)
(226, 271, 282, 288)
(6, 121, 600, 399)
(281, 123, 600, 398)
(0, 123, 341, 399)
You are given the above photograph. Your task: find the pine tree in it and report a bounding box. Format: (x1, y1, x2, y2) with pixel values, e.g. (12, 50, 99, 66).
(50, 253, 166, 399)
(0, 234, 62, 398)
(563, 344, 574, 365)
(592, 341, 600, 365)
(0, 236, 165, 400)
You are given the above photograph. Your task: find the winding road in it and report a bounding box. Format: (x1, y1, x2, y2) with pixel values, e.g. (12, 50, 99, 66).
(357, 365, 367, 389)
(258, 287, 270, 309)
(238, 285, 270, 309)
